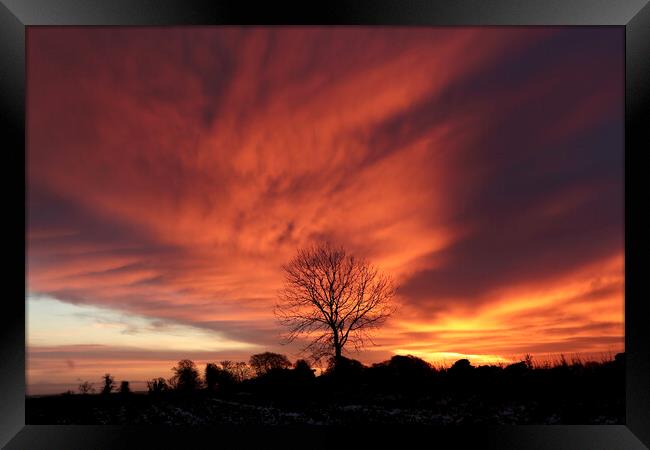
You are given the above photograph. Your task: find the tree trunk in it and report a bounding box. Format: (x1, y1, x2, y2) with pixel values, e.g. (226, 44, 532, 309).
(332, 327, 342, 361)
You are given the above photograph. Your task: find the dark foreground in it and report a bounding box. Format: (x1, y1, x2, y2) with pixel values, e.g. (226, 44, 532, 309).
(27, 355, 624, 425)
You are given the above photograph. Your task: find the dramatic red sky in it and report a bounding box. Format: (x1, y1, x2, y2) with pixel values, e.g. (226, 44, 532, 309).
(26, 27, 624, 394)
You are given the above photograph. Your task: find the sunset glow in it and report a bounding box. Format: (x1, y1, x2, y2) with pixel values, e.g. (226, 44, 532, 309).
(27, 27, 624, 394)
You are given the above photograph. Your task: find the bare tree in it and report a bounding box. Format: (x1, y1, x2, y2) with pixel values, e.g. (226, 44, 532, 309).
(101, 373, 115, 395)
(275, 243, 395, 362)
(220, 360, 253, 382)
(78, 380, 95, 395)
(146, 377, 169, 395)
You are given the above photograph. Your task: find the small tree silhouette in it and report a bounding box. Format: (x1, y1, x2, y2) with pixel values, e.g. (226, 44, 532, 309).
(220, 360, 253, 382)
(324, 355, 365, 378)
(119, 381, 131, 394)
(524, 354, 534, 370)
(249, 352, 292, 376)
(171, 359, 202, 392)
(385, 355, 434, 379)
(294, 359, 315, 373)
(450, 359, 473, 371)
(146, 377, 169, 395)
(205, 363, 236, 391)
(78, 381, 94, 395)
(293, 359, 316, 380)
(101, 373, 115, 395)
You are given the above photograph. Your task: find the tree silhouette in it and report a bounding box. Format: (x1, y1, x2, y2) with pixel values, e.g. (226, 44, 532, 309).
(146, 377, 169, 395)
(293, 359, 315, 379)
(205, 363, 235, 391)
(275, 243, 395, 361)
(119, 381, 131, 394)
(78, 381, 94, 395)
(171, 359, 202, 392)
(324, 355, 365, 379)
(101, 373, 115, 395)
(220, 360, 253, 382)
(249, 352, 292, 376)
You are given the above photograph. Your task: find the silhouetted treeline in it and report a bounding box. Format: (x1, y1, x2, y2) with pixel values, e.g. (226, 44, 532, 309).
(26, 352, 625, 425)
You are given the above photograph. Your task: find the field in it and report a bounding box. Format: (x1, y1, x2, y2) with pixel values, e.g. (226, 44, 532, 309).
(26, 354, 624, 425)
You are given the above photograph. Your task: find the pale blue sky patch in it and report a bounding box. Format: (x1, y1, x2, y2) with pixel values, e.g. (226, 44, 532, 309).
(27, 295, 259, 352)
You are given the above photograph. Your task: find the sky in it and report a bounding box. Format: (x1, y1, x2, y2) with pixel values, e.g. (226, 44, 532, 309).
(26, 27, 624, 395)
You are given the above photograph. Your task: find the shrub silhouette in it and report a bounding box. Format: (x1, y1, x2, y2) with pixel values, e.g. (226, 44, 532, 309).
(323, 355, 366, 384)
(146, 377, 169, 395)
(474, 364, 503, 393)
(27, 352, 625, 425)
(171, 359, 203, 392)
(385, 355, 433, 377)
(448, 359, 475, 390)
(78, 381, 94, 395)
(505, 361, 528, 373)
(120, 381, 131, 394)
(368, 355, 434, 393)
(450, 359, 473, 371)
(474, 364, 502, 378)
(293, 359, 316, 380)
(614, 352, 625, 366)
(244, 366, 296, 401)
(249, 352, 292, 376)
(101, 373, 115, 395)
(523, 353, 534, 369)
(282, 359, 317, 399)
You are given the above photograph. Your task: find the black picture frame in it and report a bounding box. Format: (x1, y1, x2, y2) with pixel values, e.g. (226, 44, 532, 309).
(2, 0, 648, 448)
